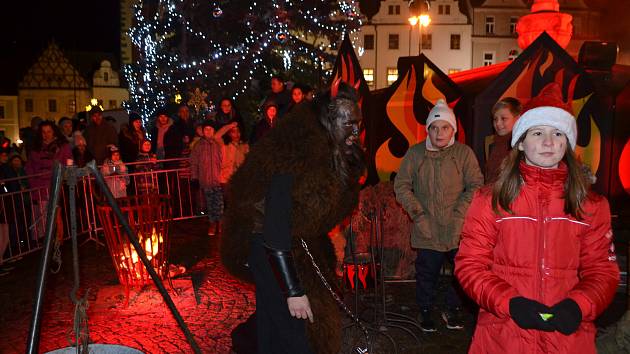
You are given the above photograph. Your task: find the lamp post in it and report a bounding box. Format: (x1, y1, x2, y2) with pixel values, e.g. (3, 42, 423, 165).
(408, 0, 431, 56)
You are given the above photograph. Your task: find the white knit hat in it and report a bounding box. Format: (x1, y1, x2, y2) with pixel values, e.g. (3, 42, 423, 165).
(425, 99, 457, 150)
(511, 106, 577, 149)
(426, 99, 457, 132)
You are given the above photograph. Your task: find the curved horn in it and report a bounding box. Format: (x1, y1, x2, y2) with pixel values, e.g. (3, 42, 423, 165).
(330, 77, 342, 99)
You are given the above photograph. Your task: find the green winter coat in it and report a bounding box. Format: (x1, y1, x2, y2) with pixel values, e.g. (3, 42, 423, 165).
(394, 141, 483, 251)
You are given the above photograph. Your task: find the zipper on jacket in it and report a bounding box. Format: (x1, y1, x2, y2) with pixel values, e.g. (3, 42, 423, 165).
(535, 187, 545, 350)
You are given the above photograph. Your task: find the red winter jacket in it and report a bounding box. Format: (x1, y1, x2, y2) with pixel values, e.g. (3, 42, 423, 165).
(455, 162, 619, 354)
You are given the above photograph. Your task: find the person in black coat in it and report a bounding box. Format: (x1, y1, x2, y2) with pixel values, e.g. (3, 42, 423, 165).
(118, 113, 146, 163)
(174, 104, 196, 142)
(264, 75, 291, 118)
(250, 101, 278, 145)
(150, 108, 183, 162)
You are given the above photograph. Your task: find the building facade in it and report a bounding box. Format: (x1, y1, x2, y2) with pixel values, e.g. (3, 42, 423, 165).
(471, 0, 601, 68)
(355, 0, 472, 90)
(0, 96, 20, 143)
(92, 60, 129, 110)
(17, 42, 128, 128)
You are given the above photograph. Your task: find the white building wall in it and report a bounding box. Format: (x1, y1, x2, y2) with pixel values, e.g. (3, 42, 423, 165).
(355, 0, 472, 90)
(92, 87, 129, 110)
(0, 95, 20, 142)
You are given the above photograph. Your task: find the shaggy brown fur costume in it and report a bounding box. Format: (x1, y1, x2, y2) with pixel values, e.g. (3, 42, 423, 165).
(221, 98, 362, 353)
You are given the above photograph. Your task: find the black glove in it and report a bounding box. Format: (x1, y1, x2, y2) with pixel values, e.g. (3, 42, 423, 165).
(265, 245, 305, 298)
(509, 297, 555, 331)
(549, 298, 582, 335)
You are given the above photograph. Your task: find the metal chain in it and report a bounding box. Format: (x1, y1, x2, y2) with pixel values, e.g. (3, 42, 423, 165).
(50, 235, 62, 274)
(300, 238, 372, 353)
(66, 290, 90, 354)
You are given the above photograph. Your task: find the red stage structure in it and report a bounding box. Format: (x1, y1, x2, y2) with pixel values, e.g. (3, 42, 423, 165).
(516, 0, 573, 50)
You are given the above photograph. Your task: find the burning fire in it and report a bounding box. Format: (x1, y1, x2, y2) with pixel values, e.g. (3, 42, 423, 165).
(119, 227, 164, 281)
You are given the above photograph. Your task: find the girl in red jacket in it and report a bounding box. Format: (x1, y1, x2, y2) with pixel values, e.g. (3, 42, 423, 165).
(455, 105, 619, 353)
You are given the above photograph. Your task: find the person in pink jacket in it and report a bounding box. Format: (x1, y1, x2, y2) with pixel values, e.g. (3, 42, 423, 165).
(190, 121, 233, 236)
(455, 105, 619, 353)
(26, 121, 72, 241)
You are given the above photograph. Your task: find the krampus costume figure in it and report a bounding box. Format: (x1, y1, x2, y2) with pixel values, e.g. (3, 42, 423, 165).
(221, 82, 364, 353)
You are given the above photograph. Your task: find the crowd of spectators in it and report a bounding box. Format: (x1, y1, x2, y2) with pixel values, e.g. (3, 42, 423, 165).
(0, 76, 311, 263)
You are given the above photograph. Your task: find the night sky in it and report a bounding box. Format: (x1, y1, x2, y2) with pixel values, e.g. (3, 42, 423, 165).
(0, 0, 120, 93)
(0, 0, 625, 93)
(1, 0, 120, 55)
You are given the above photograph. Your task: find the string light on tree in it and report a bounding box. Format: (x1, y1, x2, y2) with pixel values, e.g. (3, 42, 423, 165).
(124, 0, 363, 122)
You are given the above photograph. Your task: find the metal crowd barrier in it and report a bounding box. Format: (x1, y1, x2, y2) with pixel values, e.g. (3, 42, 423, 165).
(0, 158, 202, 265)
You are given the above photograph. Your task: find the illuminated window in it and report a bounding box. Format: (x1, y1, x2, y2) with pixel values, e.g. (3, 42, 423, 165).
(485, 16, 495, 34)
(387, 68, 398, 85)
(510, 17, 518, 35)
(448, 69, 460, 74)
(483, 52, 495, 66)
(363, 68, 374, 87)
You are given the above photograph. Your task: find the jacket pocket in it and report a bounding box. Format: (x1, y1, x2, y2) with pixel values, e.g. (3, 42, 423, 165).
(413, 214, 432, 239)
(471, 311, 524, 353)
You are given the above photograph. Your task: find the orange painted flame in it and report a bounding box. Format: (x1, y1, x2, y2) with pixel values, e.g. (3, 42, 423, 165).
(375, 67, 418, 180)
(502, 51, 547, 101)
(571, 91, 601, 175)
(574, 115, 601, 175)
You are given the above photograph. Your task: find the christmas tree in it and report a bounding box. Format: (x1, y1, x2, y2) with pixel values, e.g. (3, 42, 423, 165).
(124, 0, 363, 123)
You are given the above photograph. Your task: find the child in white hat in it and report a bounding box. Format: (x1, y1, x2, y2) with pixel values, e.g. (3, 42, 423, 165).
(395, 98, 484, 332)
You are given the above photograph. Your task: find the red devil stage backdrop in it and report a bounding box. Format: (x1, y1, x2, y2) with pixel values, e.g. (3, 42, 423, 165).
(341, 32, 629, 214)
(474, 33, 603, 188)
(472, 32, 629, 213)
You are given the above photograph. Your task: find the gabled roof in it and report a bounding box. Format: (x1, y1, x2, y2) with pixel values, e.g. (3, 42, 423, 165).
(19, 41, 90, 89)
(67, 50, 120, 82)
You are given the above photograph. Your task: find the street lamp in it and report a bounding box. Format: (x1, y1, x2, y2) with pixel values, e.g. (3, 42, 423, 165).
(408, 0, 431, 56)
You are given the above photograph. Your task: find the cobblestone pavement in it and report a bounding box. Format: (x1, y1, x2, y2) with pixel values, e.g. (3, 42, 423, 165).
(0, 218, 624, 353)
(0, 218, 255, 354)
